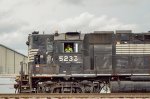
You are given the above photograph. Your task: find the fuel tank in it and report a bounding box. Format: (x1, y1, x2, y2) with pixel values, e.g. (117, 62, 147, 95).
(111, 81, 150, 92)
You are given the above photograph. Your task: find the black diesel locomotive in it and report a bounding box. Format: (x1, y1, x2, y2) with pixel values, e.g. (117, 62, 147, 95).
(15, 30, 150, 93)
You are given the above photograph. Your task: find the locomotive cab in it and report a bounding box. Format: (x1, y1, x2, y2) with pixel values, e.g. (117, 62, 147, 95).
(54, 32, 83, 75)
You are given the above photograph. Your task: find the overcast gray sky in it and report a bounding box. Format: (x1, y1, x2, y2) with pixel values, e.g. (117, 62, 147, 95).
(0, 0, 150, 55)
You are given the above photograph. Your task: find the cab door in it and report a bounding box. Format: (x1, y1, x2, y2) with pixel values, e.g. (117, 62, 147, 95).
(94, 44, 112, 74)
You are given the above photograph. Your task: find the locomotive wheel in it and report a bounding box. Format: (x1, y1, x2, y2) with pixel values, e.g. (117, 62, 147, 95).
(75, 88, 82, 93)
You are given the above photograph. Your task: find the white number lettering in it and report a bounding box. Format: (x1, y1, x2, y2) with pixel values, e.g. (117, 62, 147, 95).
(64, 56, 68, 61)
(59, 56, 63, 61)
(69, 56, 73, 61)
(74, 56, 78, 61)
(59, 56, 78, 62)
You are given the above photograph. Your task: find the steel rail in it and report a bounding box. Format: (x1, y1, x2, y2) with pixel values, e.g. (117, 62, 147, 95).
(0, 93, 150, 98)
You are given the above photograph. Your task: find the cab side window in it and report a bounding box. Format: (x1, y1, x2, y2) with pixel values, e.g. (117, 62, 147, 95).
(64, 43, 79, 53)
(64, 43, 74, 53)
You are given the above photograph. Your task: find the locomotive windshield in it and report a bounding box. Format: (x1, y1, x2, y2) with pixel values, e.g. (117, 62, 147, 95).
(47, 38, 53, 52)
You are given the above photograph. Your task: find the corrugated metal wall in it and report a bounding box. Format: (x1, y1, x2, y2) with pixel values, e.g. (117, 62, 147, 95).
(0, 45, 28, 75)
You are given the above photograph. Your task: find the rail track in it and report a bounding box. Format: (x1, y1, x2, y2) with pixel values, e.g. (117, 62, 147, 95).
(0, 93, 150, 99)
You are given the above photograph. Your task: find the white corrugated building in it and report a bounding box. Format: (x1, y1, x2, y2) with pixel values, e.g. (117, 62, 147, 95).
(0, 44, 28, 76)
